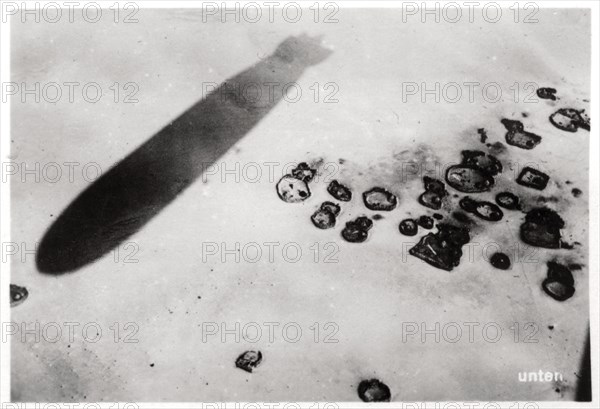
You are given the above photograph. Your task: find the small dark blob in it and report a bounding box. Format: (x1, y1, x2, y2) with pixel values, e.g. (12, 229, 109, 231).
(235, 350, 263, 373)
(372, 214, 384, 220)
(474, 202, 504, 222)
(501, 118, 542, 150)
(569, 263, 583, 271)
(409, 223, 471, 271)
(320, 201, 341, 216)
(418, 177, 447, 210)
(354, 216, 374, 231)
(549, 108, 590, 132)
(417, 215, 434, 229)
(357, 379, 391, 402)
(477, 128, 488, 143)
(459, 196, 478, 213)
(460, 196, 503, 221)
(10, 284, 29, 307)
(433, 213, 443, 220)
(150, 363, 155, 368)
(522, 112, 529, 118)
(327, 180, 352, 202)
(461, 150, 503, 176)
(423, 177, 446, 196)
(490, 252, 511, 270)
(517, 167, 550, 190)
(311, 209, 336, 229)
(341, 217, 373, 243)
(291, 162, 317, 182)
(276, 175, 311, 203)
(536, 87, 557, 101)
(536, 196, 559, 204)
(542, 279, 575, 301)
(571, 188, 582, 198)
(548, 325, 554, 330)
(363, 187, 398, 211)
(399, 218, 418, 236)
(445, 165, 494, 193)
(338, 158, 346, 165)
(341, 225, 368, 243)
(546, 261, 574, 286)
(495, 192, 520, 210)
(520, 207, 564, 249)
(419, 191, 442, 210)
(560, 240, 580, 249)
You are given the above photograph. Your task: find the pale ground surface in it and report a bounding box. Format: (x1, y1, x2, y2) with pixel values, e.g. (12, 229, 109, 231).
(9, 8, 591, 401)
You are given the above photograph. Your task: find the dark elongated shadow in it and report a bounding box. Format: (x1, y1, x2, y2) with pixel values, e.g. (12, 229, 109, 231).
(575, 327, 592, 401)
(36, 34, 332, 274)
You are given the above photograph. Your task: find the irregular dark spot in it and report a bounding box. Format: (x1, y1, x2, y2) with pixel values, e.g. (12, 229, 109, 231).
(399, 218, 418, 236)
(488, 141, 507, 155)
(417, 215, 434, 229)
(477, 128, 488, 143)
(548, 325, 555, 330)
(542, 279, 575, 301)
(354, 216, 374, 231)
(460, 196, 503, 221)
(537, 87, 557, 101)
(495, 191, 520, 210)
(409, 223, 471, 271)
(150, 363, 155, 367)
(327, 180, 352, 202)
(363, 187, 397, 211)
(320, 201, 341, 216)
(520, 207, 564, 249)
(461, 150, 503, 176)
(372, 214, 384, 220)
(341, 217, 373, 243)
(474, 201, 504, 222)
(338, 158, 346, 164)
(276, 175, 311, 203)
(522, 112, 529, 118)
(433, 213, 443, 220)
(536, 196, 559, 204)
(571, 188, 582, 198)
(10, 284, 29, 307)
(490, 252, 511, 270)
(549, 108, 590, 132)
(311, 208, 336, 229)
(547, 261, 574, 286)
(568, 263, 583, 271)
(418, 176, 447, 210)
(291, 162, 316, 182)
(357, 379, 391, 402)
(517, 167, 549, 190)
(452, 211, 472, 224)
(459, 196, 478, 213)
(560, 240, 580, 249)
(501, 118, 542, 150)
(235, 350, 263, 373)
(445, 165, 494, 193)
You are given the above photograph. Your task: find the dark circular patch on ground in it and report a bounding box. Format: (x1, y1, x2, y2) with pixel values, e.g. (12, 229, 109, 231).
(235, 350, 263, 373)
(417, 215, 434, 229)
(495, 191, 520, 210)
(490, 252, 511, 270)
(357, 379, 391, 402)
(399, 218, 418, 236)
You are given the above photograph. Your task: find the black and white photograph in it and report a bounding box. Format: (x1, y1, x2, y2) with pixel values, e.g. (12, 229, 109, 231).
(1, 1, 598, 406)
